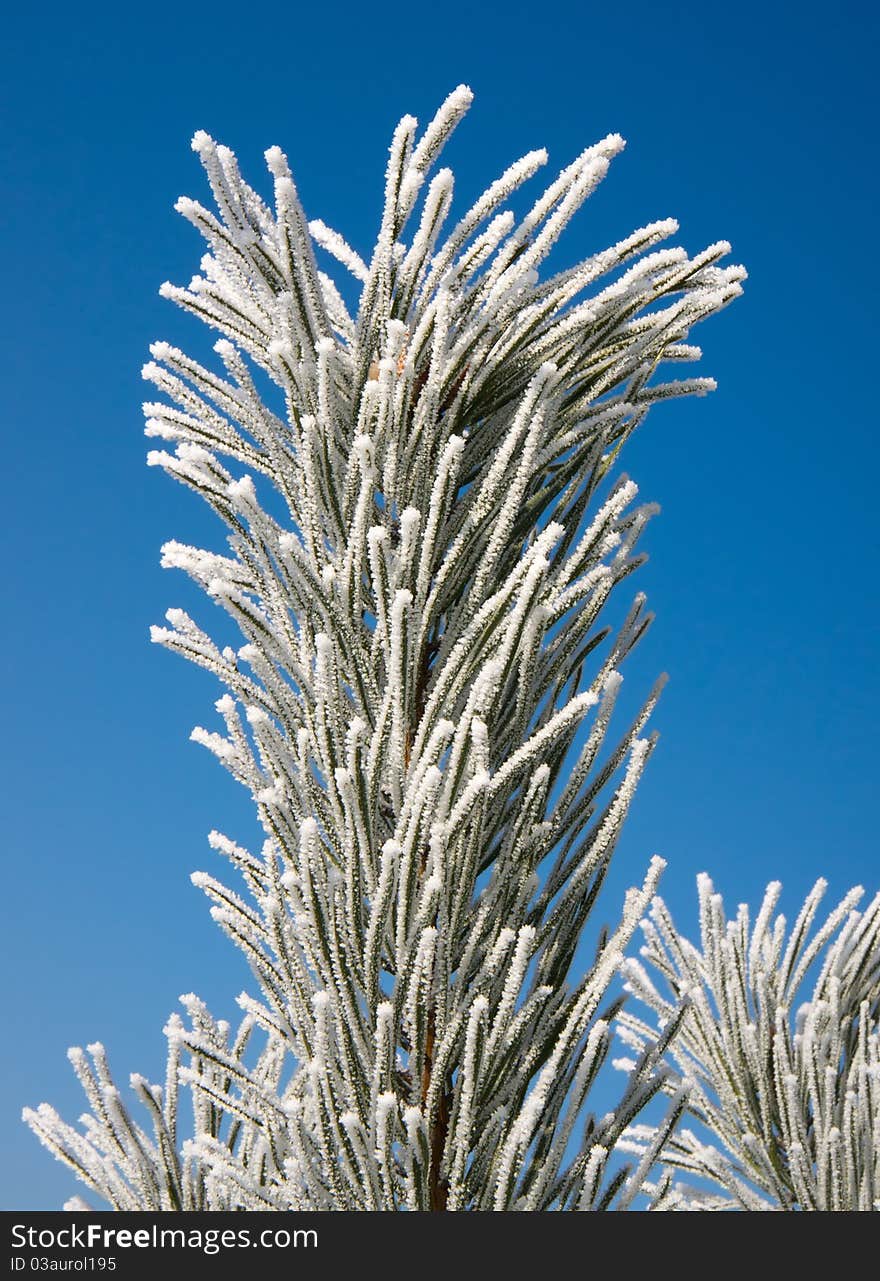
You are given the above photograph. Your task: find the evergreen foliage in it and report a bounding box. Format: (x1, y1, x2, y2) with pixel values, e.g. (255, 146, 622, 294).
(31, 90, 874, 1213)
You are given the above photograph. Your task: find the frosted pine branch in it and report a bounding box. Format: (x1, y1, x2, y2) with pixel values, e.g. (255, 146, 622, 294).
(617, 876, 880, 1210)
(26, 88, 744, 1211)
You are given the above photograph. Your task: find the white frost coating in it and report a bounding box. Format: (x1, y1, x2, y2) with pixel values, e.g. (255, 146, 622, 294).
(619, 877, 880, 1210)
(308, 219, 369, 283)
(25, 88, 755, 1216)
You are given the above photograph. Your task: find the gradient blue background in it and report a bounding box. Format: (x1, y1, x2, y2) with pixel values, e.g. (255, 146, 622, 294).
(2, 0, 877, 1210)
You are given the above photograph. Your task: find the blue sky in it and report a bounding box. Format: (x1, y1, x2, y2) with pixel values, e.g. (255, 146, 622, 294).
(2, 1, 877, 1210)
